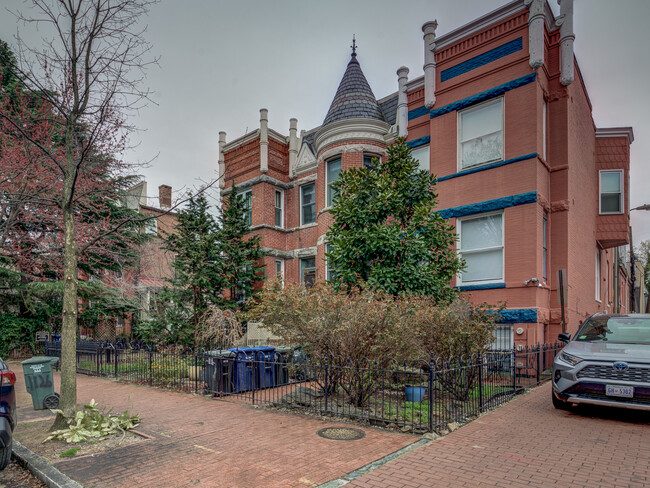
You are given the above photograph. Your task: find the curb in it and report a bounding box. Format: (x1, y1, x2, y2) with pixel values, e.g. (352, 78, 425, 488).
(11, 440, 84, 488)
(316, 438, 430, 487)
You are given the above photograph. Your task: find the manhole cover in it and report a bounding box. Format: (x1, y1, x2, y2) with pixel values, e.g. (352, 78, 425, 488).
(317, 427, 366, 441)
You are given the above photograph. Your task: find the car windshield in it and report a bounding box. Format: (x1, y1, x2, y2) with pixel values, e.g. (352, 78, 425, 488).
(575, 316, 650, 344)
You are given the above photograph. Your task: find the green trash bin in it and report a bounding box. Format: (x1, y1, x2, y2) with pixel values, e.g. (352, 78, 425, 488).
(21, 356, 60, 410)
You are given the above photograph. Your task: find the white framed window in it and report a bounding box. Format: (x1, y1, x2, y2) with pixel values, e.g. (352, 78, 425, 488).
(300, 257, 316, 288)
(274, 189, 284, 228)
(595, 248, 601, 302)
(240, 190, 252, 226)
(300, 183, 315, 225)
(326, 158, 341, 207)
(325, 243, 335, 282)
(411, 145, 430, 173)
(459, 98, 504, 169)
(599, 170, 623, 214)
(363, 153, 379, 169)
(458, 211, 504, 285)
(144, 218, 157, 235)
(274, 259, 284, 285)
(491, 325, 514, 351)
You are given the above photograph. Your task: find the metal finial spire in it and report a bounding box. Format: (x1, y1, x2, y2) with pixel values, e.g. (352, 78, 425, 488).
(351, 35, 357, 56)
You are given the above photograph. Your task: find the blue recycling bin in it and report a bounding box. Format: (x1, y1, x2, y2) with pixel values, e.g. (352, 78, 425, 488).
(229, 348, 256, 393)
(228, 347, 276, 391)
(254, 347, 276, 388)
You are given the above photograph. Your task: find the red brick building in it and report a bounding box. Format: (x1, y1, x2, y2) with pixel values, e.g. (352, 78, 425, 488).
(123, 182, 178, 334)
(220, 0, 635, 348)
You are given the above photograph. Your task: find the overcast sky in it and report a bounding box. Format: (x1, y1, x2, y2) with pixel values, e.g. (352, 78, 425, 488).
(2, 0, 649, 245)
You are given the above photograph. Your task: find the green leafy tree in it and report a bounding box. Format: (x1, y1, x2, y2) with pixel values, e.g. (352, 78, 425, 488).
(326, 138, 462, 302)
(218, 186, 265, 310)
(159, 193, 223, 341)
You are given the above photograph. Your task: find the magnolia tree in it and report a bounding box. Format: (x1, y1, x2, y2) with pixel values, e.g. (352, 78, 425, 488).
(0, 1, 157, 427)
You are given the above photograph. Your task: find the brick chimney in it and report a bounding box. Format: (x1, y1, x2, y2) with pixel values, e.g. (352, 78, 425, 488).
(158, 185, 172, 209)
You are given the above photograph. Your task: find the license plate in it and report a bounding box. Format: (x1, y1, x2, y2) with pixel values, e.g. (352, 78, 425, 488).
(606, 385, 634, 398)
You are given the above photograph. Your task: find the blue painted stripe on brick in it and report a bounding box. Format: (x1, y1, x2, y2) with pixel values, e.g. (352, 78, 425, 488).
(408, 106, 430, 121)
(456, 283, 506, 291)
(441, 38, 523, 82)
(498, 309, 538, 324)
(406, 136, 430, 149)
(437, 191, 537, 219)
(438, 153, 537, 182)
(429, 73, 537, 120)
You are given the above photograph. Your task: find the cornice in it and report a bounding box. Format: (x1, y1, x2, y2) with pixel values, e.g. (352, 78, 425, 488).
(314, 118, 391, 155)
(595, 127, 634, 145)
(224, 129, 259, 152)
(224, 128, 287, 152)
(221, 174, 292, 195)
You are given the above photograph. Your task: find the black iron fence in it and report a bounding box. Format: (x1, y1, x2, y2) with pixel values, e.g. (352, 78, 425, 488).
(44, 341, 562, 432)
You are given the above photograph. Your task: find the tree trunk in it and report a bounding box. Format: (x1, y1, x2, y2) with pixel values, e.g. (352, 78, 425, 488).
(52, 125, 78, 430)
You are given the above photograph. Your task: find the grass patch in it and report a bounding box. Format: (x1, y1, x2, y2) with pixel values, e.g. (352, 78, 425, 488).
(59, 447, 81, 458)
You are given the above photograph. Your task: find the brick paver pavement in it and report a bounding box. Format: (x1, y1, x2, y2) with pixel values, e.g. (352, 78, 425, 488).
(346, 382, 650, 488)
(10, 362, 415, 488)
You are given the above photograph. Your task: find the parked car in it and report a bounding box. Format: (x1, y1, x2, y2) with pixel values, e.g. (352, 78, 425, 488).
(0, 358, 17, 469)
(552, 313, 650, 411)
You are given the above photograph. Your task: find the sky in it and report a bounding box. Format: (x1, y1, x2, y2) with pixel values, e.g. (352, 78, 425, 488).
(1, 0, 649, 245)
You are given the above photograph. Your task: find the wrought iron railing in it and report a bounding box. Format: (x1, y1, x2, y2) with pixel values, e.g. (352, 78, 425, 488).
(44, 341, 562, 432)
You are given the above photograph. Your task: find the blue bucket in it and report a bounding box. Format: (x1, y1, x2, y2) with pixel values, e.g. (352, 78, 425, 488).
(405, 386, 426, 403)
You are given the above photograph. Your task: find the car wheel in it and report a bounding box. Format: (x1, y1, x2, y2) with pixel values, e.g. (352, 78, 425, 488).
(552, 391, 570, 410)
(0, 439, 11, 470)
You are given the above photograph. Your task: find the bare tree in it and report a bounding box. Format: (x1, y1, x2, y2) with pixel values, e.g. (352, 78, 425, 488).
(1, 0, 158, 427)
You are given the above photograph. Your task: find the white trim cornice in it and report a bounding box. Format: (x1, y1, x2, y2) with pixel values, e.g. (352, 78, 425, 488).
(224, 128, 286, 152)
(595, 127, 635, 145)
(314, 118, 391, 155)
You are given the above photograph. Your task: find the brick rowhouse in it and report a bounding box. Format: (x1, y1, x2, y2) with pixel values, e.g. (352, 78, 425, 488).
(220, 0, 636, 348)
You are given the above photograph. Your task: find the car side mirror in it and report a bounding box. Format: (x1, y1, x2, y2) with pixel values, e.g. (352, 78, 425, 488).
(558, 333, 571, 343)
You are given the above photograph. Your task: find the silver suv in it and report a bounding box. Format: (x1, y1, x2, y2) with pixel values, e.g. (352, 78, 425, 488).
(552, 314, 650, 411)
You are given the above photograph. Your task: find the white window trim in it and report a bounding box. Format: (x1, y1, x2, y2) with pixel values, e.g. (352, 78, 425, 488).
(325, 243, 333, 282)
(144, 218, 157, 235)
(300, 183, 315, 225)
(363, 153, 380, 169)
(599, 170, 624, 215)
(457, 97, 505, 171)
(411, 145, 430, 173)
(326, 157, 341, 208)
(595, 247, 601, 302)
(300, 256, 316, 286)
(274, 189, 284, 228)
(274, 259, 284, 287)
(240, 189, 252, 226)
(457, 210, 505, 286)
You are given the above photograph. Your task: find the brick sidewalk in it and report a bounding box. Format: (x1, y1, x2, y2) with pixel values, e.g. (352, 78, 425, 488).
(10, 362, 415, 488)
(346, 382, 650, 488)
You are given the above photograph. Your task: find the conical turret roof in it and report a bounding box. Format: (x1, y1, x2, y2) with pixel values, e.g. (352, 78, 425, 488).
(323, 52, 386, 126)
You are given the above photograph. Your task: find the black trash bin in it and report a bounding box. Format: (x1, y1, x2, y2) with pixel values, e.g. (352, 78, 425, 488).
(203, 350, 236, 395)
(274, 346, 292, 386)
